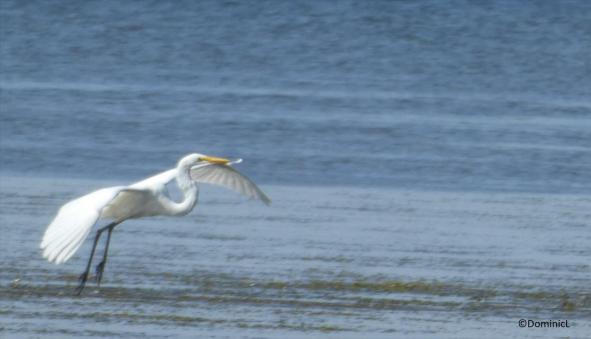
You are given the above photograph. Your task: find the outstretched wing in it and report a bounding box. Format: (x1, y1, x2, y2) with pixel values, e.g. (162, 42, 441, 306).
(129, 168, 177, 190)
(40, 186, 127, 264)
(190, 161, 271, 205)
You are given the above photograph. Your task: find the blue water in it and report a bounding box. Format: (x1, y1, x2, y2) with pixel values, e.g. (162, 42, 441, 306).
(1, 0, 590, 192)
(1, 2, 591, 338)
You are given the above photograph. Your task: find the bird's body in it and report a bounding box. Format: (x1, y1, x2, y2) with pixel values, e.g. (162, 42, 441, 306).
(103, 169, 196, 220)
(40, 153, 270, 293)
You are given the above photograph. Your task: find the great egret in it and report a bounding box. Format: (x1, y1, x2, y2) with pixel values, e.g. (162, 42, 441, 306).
(40, 153, 270, 294)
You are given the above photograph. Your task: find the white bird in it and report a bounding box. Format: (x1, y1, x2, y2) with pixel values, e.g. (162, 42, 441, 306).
(40, 153, 270, 294)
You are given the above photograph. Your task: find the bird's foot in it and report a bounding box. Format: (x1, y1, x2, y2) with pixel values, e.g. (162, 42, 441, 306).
(75, 271, 89, 295)
(95, 261, 106, 286)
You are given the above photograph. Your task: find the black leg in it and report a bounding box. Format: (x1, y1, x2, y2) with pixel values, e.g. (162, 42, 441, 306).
(95, 224, 116, 286)
(75, 221, 121, 295)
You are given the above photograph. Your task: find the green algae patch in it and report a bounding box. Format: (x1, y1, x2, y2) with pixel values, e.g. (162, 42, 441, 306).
(351, 280, 446, 293)
(235, 321, 348, 332)
(513, 290, 591, 312)
(318, 324, 346, 332)
(296, 279, 451, 295)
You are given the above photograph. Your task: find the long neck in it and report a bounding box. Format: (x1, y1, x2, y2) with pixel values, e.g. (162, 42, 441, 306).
(167, 166, 199, 216)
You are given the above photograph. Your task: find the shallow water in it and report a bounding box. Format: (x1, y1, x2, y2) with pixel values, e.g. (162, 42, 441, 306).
(1, 175, 590, 338)
(1, 0, 591, 338)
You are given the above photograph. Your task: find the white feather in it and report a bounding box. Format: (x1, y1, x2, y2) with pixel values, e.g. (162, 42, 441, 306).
(40, 187, 125, 264)
(39, 154, 269, 267)
(190, 161, 271, 205)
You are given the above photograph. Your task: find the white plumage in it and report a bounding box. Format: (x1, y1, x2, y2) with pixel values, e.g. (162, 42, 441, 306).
(41, 187, 127, 264)
(40, 154, 270, 267)
(190, 161, 271, 205)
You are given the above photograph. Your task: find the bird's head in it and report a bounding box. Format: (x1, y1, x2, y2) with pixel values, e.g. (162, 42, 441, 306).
(178, 153, 231, 169)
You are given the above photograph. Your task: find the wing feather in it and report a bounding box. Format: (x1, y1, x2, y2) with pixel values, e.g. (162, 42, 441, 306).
(190, 162, 270, 205)
(52, 218, 91, 264)
(129, 168, 176, 190)
(40, 187, 126, 264)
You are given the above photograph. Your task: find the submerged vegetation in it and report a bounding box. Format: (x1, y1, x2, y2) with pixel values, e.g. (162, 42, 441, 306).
(4, 272, 590, 325)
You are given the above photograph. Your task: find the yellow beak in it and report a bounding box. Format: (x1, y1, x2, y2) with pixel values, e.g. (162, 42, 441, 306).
(201, 155, 231, 165)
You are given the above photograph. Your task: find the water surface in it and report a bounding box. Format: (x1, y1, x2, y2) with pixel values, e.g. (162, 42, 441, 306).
(1, 1, 590, 338)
